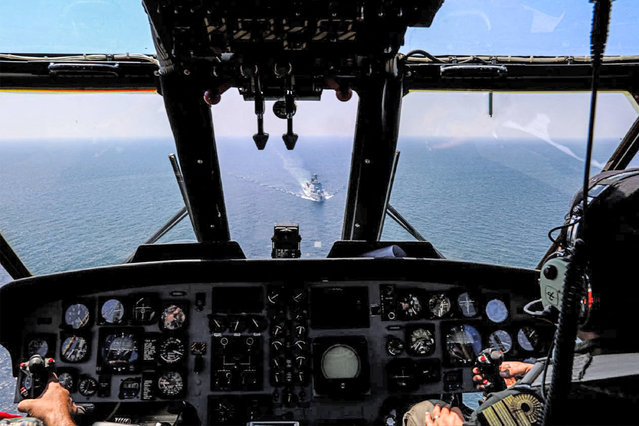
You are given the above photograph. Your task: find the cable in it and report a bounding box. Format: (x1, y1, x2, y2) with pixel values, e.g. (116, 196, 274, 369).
(547, 223, 573, 244)
(0, 53, 159, 66)
(540, 338, 555, 401)
(404, 49, 443, 63)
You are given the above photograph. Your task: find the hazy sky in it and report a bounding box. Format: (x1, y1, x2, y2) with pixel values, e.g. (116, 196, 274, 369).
(0, 90, 636, 143)
(1, 1, 638, 142)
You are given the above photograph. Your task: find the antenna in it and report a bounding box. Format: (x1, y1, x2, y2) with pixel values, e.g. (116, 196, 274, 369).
(581, 0, 612, 226)
(542, 1, 612, 423)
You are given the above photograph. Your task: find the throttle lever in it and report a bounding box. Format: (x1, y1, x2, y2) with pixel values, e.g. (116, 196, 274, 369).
(475, 348, 506, 393)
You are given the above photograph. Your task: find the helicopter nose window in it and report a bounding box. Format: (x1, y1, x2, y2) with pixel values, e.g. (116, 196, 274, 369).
(386, 91, 638, 268)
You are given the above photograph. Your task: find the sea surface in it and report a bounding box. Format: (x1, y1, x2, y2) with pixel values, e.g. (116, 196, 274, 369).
(0, 135, 624, 411)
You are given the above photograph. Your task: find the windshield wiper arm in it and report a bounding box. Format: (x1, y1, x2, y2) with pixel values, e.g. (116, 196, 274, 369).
(386, 204, 427, 242)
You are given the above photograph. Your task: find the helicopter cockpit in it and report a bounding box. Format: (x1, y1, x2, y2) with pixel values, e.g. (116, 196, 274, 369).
(1, 1, 639, 425)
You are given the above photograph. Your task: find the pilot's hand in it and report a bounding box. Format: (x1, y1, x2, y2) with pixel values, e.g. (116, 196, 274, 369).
(17, 377, 77, 426)
(424, 404, 464, 426)
(472, 361, 534, 391)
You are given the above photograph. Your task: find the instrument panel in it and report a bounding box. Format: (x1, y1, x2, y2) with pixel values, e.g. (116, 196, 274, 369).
(3, 258, 550, 425)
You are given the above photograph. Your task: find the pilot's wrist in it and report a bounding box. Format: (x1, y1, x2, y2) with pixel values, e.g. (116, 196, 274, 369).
(43, 411, 75, 426)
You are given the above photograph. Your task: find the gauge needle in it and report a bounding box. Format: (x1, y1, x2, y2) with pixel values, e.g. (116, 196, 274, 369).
(63, 336, 76, 354)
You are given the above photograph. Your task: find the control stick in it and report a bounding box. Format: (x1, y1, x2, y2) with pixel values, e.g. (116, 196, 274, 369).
(19, 355, 56, 399)
(475, 348, 506, 393)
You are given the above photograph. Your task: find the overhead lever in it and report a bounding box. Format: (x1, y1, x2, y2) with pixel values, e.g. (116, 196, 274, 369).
(282, 73, 298, 150)
(252, 69, 269, 150)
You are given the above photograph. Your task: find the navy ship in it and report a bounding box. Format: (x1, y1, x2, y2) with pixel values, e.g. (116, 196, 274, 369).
(303, 174, 327, 202)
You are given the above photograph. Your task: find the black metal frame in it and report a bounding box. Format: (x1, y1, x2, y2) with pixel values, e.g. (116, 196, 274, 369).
(2, 54, 639, 249)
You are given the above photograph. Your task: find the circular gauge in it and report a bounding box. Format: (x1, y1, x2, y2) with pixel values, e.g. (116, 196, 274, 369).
(397, 292, 423, 319)
(428, 293, 451, 318)
(61, 336, 89, 363)
(457, 292, 479, 318)
(64, 304, 90, 329)
(446, 324, 482, 365)
(21, 375, 33, 392)
(485, 299, 508, 323)
(209, 316, 227, 333)
(58, 372, 74, 391)
(247, 316, 267, 333)
(78, 376, 98, 397)
(27, 338, 49, 357)
(157, 371, 184, 397)
(101, 299, 125, 324)
(133, 297, 156, 323)
(408, 327, 436, 356)
(489, 329, 513, 353)
(102, 333, 138, 372)
(160, 337, 185, 364)
(229, 318, 246, 333)
(517, 326, 540, 352)
(161, 305, 186, 330)
(321, 344, 361, 379)
(386, 336, 405, 356)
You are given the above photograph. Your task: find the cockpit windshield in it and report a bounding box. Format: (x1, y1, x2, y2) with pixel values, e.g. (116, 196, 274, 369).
(1, 1, 639, 274)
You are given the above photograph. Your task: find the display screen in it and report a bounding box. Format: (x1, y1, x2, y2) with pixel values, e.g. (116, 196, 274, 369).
(311, 287, 369, 329)
(211, 287, 264, 313)
(321, 345, 361, 379)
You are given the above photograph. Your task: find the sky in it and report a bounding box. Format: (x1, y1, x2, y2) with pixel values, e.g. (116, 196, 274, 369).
(0, 0, 638, 142)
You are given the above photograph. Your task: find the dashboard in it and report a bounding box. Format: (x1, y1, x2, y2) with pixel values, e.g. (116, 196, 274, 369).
(0, 257, 550, 425)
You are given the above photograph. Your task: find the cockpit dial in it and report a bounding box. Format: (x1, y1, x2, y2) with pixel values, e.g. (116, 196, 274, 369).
(485, 299, 508, 323)
(209, 316, 227, 333)
(159, 337, 185, 364)
(101, 299, 125, 324)
(321, 345, 361, 379)
(517, 326, 540, 352)
(78, 376, 98, 397)
(408, 327, 436, 356)
(64, 304, 90, 329)
(397, 292, 423, 319)
(58, 372, 74, 392)
(27, 338, 49, 357)
(457, 292, 479, 318)
(133, 297, 157, 324)
(102, 332, 138, 372)
(428, 293, 451, 318)
(445, 324, 482, 365)
(161, 305, 186, 331)
(489, 329, 513, 353)
(157, 371, 184, 397)
(61, 336, 89, 363)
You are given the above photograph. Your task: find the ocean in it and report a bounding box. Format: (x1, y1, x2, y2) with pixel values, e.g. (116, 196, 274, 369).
(0, 135, 622, 411)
